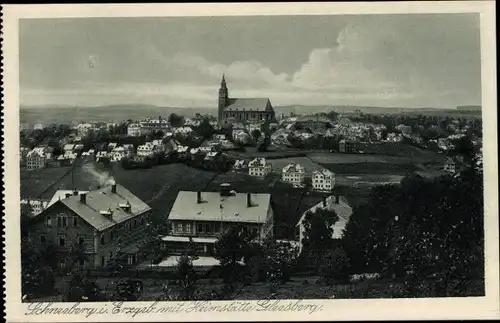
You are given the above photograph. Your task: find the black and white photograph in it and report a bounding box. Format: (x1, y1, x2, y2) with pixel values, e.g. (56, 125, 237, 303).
(2, 2, 499, 322)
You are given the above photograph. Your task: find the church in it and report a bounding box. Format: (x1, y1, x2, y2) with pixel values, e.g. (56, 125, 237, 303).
(218, 75, 276, 125)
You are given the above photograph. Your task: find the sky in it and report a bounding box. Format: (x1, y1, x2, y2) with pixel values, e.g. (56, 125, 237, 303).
(19, 14, 481, 109)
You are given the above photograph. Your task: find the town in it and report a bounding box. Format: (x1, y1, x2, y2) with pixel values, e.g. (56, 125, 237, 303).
(20, 77, 484, 301)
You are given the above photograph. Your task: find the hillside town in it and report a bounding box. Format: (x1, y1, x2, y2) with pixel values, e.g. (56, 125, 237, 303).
(20, 83, 483, 301)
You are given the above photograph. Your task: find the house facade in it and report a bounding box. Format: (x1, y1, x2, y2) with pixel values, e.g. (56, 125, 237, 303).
(312, 169, 336, 191)
(282, 163, 305, 186)
(26, 184, 152, 269)
(26, 147, 47, 170)
(164, 187, 274, 255)
(248, 157, 272, 177)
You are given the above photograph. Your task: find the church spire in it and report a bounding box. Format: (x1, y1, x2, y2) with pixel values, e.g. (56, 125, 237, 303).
(221, 74, 227, 89)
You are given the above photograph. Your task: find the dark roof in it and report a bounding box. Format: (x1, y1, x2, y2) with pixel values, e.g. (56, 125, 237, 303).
(57, 184, 151, 231)
(224, 98, 272, 112)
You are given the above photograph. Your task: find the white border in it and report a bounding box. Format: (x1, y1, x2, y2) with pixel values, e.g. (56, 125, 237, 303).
(3, 2, 499, 322)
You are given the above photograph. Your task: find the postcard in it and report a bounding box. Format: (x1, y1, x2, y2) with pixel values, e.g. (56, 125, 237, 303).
(2, 2, 499, 322)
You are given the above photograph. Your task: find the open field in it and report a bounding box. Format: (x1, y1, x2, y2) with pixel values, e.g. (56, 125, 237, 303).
(21, 166, 73, 198)
(266, 157, 324, 174)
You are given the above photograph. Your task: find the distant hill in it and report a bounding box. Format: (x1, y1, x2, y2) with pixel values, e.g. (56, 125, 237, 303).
(20, 103, 481, 125)
(457, 105, 481, 112)
(275, 105, 482, 117)
(20, 105, 217, 125)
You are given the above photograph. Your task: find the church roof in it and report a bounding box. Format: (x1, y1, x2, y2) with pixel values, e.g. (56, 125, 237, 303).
(224, 98, 272, 112)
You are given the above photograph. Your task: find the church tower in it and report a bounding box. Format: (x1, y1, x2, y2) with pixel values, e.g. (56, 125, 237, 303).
(218, 74, 229, 125)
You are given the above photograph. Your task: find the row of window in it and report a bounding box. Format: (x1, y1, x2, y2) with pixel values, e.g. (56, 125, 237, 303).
(45, 215, 79, 227)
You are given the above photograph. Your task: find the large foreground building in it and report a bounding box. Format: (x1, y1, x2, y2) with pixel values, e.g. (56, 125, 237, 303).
(217, 75, 276, 125)
(26, 184, 152, 269)
(163, 184, 274, 255)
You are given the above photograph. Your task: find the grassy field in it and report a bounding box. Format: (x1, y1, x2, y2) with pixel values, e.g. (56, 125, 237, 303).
(266, 157, 324, 174)
(21, 166, 73, 198)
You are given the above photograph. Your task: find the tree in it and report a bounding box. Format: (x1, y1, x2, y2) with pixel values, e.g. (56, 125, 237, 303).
(342, 166, 484, 296)
(21, 239, 56, 298)
(251, 129, 262, 142)
(319, 247, 350, 284)
(196, 118, 215, 140)
(176, 254, 198, 300)
(168, 113, 185, 127)
(214, 225, 258, 289)
(301, 207, 339, 270)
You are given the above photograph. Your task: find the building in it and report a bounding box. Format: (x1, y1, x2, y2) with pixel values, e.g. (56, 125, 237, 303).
(110, 147, 128, 163)
(26, 184, 152, 269)
(173, 126, 193, 136)
(163, 185, 274, 254)
(295, 195, 352, 254)
(312, 169, 336, 191)
(63, 144, 75, 154)
(127, 123, 144, 137)
(137, 143, 155, 158)
(217, 75, 276, 125)
(233, 159, 247, 170)
(282, 163, 305, 186)
(57, 152, 77, 166)
(26, 147, 47, 170)
(248, 158, 272, 177)
(339, 139, 361, 153)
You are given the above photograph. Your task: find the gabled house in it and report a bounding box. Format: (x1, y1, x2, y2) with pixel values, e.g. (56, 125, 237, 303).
(312, 169, 336, 191)
(282, 163, 305, 186)
(248, 158, 272, 177)
(26, 184, 152, 269)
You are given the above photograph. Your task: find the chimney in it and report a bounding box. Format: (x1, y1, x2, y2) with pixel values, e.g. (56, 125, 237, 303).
(96, 185, 101, 190)
(197, 191, 202, 204)
(247, 193, 252, 207)
(111, 184, 117, 193)
(80, 193, 87, 204)
(335, 195, 340, 204)
(65, 193, 71, 199)
(73, 190, 78, 196)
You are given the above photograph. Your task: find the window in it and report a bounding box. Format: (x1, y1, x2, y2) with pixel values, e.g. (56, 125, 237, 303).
(197, 223, 204, 233)
(57, 215, 67, 227)
(127, 254, 136, 265)
(78, 236, 85, 245)
(110, 230, 114, 241)
(45, 216, 52, 227)
(40, 235, 46, 245)
(128, 222, 132, 231)
(58, 234, 66, 247)
(177, 223, 183, 233)
(73, 216, 78, 227)
(140, 217, 145, 226)
(101, 256, 105, 267)
(185, 223, 191, 233)
(100, 234, 105, 246)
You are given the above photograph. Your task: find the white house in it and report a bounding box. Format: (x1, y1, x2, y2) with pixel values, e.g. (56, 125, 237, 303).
(127, 123, 145, 137)
(26, 147, 47, 170)
(233, 159, 247, 170)
(282, 163, 305, 186)
(63, 144, 75, 154)
(295, 195, 352, 254)
(110, 147, 127, 162)
(248, 158, 272, 177)
(137, 143, 155, 157)
(96, 151, 110, 162)
(173, 126, 193, 136)
(312, 169, 336, 191)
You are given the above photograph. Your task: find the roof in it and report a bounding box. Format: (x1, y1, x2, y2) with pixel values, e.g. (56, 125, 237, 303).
(52, 184, 151, 231)
(248, 157, 270, 168)
(27, 148, 46, 158)
(313, 169, 335, 178)
(64, 144, 75, 150)
(224, 98, 272, 112)
(48, 190, 88, 208)
(168, 191, 271, 224)
(283, 163, 305, 173)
